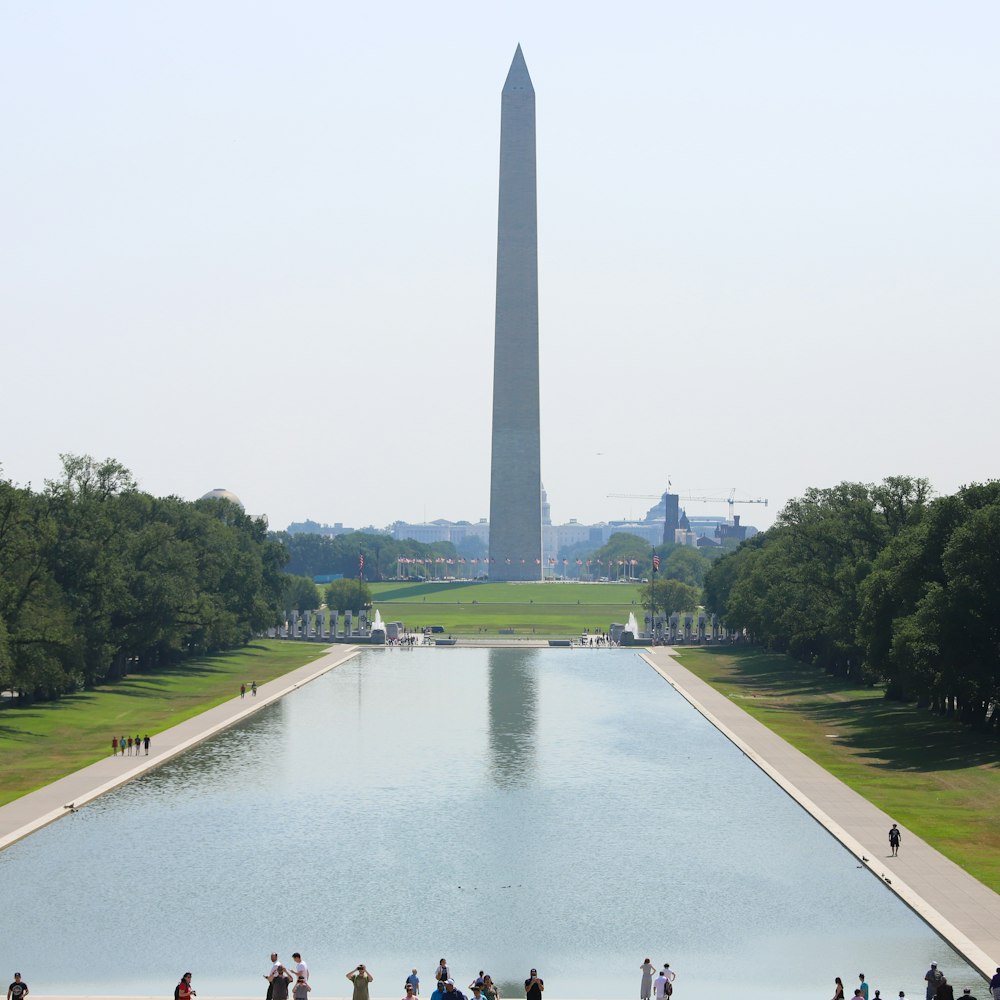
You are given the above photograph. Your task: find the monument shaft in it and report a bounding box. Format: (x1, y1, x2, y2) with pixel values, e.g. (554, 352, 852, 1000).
(489, 45, 541, 582)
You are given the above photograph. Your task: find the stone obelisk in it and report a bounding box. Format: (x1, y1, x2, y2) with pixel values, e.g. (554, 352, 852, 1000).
(488, 45, 542, 582)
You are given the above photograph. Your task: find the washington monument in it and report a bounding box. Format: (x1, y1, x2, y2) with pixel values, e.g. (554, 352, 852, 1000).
(488, 45, 542, 582)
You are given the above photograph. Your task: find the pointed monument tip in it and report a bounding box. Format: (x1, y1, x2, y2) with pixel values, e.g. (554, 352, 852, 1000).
(503, 43, 533, 94)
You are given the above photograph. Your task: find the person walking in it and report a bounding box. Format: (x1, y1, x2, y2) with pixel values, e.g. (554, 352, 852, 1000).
(860, 975, 870, 1000)
(889, 824, 902, 856)
(482, 975, 501, 1000)
(407, 970, 420, 995)
(661, 965, 676, 996)
(177, 973, 196, 1000)
(653, 969, 669, 1000)
(143, 734, 150, 754)
(251, 681, 257, 696)
(937, 979, 955, 1000)
(347, 964, 374, 1000)
(430, 979, 447, 1000)
(435, 961, 450, 984)
(241, 683, 246, 699)
(111, 736, 118, 756)
(640, 960, 655, 1000)
(833, 978, 845, 1000)
(990, 969, 1000, 1000)
(7, 973, 28, 1000)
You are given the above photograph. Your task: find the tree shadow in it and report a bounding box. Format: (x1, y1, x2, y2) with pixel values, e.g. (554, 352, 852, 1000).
(688, 647, 1000, 773)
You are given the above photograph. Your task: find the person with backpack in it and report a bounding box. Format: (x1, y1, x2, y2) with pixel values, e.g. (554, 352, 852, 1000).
(176, 973, 196, 1000)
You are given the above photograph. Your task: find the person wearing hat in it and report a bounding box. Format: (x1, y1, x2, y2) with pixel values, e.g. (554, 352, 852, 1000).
(7, 973, 28, 1000)
(926, 965, 944, 1000)
(444, 979, 467, 1000)
(430, 979, 447, 1000)
(525, 970, 544, 1000)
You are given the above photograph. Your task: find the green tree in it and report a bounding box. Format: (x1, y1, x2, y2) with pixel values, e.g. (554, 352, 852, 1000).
(662, 544, 712, 587)
(325, 578, 372, 613)
(282, 575, 320, 613)
(642, 577, 701, 616)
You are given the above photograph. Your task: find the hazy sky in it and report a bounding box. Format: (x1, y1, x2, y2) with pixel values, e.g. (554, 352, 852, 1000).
(2, 2, 997, 533)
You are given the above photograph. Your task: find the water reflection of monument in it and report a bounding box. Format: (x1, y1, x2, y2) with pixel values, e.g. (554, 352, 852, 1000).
(487, 649, 539, 786)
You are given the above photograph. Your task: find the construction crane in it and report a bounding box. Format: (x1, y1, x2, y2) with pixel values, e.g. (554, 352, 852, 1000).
(607, 488, 768, 526)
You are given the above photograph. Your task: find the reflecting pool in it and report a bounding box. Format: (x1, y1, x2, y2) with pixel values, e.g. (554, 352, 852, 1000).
(0, 649, 983, 998)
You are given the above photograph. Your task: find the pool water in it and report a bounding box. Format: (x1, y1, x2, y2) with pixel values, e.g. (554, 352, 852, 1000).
(0, 648, 983, 998)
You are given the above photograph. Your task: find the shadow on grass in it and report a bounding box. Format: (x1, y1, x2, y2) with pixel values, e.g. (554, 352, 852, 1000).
(375, 581, 484, 601)
(688, 646, 1000, 773)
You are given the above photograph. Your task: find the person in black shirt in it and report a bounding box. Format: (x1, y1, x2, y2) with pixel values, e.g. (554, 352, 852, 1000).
(8, 974, 28, 1000)
(525, 970, 543, 1000)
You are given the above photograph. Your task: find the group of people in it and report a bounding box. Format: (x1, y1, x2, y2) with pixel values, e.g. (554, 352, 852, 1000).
(249, 956, 544, 1000)
(639, 959, 677, 999)
(826, 964, 1000, 1000)
(262, 952, 312, 1000)
(422, 960, 511, 1000)
(110, 733, 150, 756)
(922, 962, 1000, 1000)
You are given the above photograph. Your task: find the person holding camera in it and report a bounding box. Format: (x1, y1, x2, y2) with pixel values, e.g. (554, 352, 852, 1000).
(269, 966, 293, 1000)
(347, 964, 375, 1000)
(525, 970, 544, 1000)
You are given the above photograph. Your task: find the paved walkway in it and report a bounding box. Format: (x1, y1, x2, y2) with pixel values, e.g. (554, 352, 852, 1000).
(0, 645, 360, 852)
(641, 647, 1000, 978)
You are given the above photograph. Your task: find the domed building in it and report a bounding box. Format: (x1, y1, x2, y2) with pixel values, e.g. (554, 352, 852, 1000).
(200, 488, 244, 510)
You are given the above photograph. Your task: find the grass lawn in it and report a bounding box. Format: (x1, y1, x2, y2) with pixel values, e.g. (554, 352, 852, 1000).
(369, 580, 646, 635)
(676, 646, 1000, 892)
(0, 640, 326, 807)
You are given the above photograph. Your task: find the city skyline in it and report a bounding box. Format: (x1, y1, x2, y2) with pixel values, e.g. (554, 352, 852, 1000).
(2, 3, 998, 534)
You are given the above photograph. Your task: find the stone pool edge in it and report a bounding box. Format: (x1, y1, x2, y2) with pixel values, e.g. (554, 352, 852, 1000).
(0, 644, 360, 853)
(640, 648, 999, 980)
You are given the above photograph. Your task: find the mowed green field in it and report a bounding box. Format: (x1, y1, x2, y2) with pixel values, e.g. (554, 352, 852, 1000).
(677, 646, 1000, 892)
(369, 580, 645, 635)
(0, 640, 326, 806)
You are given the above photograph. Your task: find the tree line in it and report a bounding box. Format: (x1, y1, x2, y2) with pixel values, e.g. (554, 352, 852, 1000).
(703, 476, 1000, 732)
(0, 456, 286, 703)
(275, 530, 460, 581)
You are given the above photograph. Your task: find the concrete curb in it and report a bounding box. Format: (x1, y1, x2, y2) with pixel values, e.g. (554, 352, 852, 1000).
(0, 645, 359, 853)
(640, 649, 998, 979)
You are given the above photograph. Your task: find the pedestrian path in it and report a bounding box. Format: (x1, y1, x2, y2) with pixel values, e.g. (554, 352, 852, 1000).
(641, 647, 1000, 978)
(0, 645, 359, 852)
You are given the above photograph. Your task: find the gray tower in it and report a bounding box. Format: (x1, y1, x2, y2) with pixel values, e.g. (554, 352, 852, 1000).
(488, 45, 542, 582)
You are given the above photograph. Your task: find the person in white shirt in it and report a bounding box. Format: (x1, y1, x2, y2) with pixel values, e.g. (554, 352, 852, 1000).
(661, 966, 676, 994)
(653, 972, 669, 1000)
(291, 955, 309, 982)
(265, 954, 281, 1000)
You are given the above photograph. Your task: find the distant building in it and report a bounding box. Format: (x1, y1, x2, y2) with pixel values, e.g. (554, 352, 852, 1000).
(286, 519, 355, 537)
(200, 488, 244, 509)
